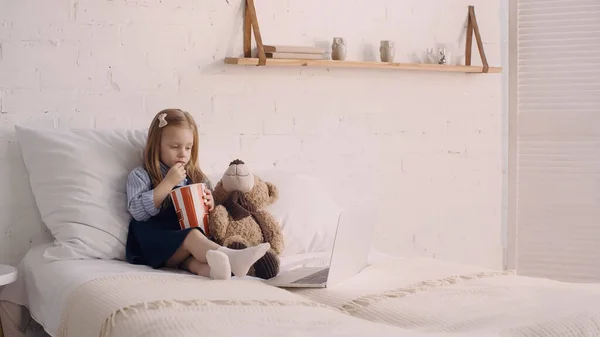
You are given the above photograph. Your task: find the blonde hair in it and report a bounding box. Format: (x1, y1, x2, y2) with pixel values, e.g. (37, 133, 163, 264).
(144, 109, 207, 192)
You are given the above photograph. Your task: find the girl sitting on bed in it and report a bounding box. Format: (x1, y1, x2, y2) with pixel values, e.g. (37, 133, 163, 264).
(125, 108, 270, 280)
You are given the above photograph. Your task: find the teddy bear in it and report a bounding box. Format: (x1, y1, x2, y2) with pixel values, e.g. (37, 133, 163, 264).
(209, 159, 284, 279)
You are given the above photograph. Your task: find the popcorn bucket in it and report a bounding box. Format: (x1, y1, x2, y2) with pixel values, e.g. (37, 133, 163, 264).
(170, 183, 210, 236)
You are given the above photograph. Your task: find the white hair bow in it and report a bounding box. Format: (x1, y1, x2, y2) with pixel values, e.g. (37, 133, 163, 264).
(158, 113, 168, 128)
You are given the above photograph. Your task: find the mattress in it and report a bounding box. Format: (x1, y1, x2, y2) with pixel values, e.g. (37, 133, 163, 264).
(0, 243, 395, 337)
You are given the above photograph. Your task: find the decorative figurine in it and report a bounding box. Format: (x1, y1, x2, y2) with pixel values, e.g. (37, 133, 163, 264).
(426, 48, 436, 64)
(331, 37, 347, 61)
(438, 48, 448, 65)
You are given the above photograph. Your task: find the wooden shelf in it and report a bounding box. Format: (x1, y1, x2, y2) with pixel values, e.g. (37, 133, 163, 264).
(224, 57, 502, 73)
(230, 2, 499, 74)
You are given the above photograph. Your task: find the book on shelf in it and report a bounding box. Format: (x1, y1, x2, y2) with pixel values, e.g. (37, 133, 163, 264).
(264, 45, 325, 54)
(266, 52, 324, 60)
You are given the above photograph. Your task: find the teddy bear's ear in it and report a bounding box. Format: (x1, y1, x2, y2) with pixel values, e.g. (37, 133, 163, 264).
(266, 181, 279, 204)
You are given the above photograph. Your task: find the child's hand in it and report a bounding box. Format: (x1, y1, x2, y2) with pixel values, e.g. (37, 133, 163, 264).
(204, 188, 215, 211)
(165, 163, 186, 187)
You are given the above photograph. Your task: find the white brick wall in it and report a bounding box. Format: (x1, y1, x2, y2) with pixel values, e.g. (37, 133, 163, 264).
(0, 0, 505, 269)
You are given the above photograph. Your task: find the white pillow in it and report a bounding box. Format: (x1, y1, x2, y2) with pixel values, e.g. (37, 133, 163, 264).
(208, 170, 343, 257)
(15, 126, 147, 261)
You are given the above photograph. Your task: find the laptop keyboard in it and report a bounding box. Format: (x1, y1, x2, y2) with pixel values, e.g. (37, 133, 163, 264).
(292, 268, 330, 285)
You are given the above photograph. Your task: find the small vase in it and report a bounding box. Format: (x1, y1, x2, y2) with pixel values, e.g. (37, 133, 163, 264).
(331, 37, 347, 61)
(380, 40, 395, 62)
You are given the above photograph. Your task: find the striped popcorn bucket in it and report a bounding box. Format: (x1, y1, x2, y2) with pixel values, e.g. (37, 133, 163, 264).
(170, 183, 210, 236)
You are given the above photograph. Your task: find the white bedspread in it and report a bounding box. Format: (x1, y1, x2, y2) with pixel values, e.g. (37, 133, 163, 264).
(6, 243, 600, 337)
(55, 272, 476, 337)
(288, 258, 600, 337)
(0, 243, 393, 337)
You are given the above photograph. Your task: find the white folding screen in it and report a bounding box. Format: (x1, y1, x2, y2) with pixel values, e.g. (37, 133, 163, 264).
(515, 0, 600, 282)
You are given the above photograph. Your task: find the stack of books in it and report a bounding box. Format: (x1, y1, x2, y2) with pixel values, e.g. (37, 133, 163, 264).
(264, 45, 326, 60)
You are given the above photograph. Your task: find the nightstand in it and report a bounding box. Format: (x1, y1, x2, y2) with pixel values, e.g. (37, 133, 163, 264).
(0, 265, 17, 337)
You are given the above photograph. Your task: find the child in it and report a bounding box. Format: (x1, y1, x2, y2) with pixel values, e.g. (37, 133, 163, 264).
(125, 108, 270, 280)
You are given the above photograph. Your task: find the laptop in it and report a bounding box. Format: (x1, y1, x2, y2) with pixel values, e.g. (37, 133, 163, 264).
(264, 208, 375, 288)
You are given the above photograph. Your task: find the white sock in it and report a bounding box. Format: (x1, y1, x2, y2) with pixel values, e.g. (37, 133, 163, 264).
(206, 250, 232, 280)
(218, 243, 270, 277)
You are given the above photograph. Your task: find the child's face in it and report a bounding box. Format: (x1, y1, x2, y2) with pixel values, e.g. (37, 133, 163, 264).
(160, 125, 194, 168)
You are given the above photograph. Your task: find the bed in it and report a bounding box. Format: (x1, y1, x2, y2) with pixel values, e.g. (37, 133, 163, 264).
(4, 244, 600, 337)
(0, 243, 405, 337)
(3, 126, 600, 337)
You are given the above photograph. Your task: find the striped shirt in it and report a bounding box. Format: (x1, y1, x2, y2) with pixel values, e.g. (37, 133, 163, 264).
(126, 162, 213, 222)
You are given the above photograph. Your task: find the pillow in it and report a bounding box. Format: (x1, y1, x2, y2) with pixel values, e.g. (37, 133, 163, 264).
(15, 126, 147, 261)
(265, 171, 343, 256)
(208, 170, 343, 257)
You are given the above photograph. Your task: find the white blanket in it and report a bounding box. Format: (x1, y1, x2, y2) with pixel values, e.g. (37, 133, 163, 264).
(0, 244, 393, 336)
(8, 244, 600, 337)
(288, 258, 600, 337)
(55, 273, 478, 337)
